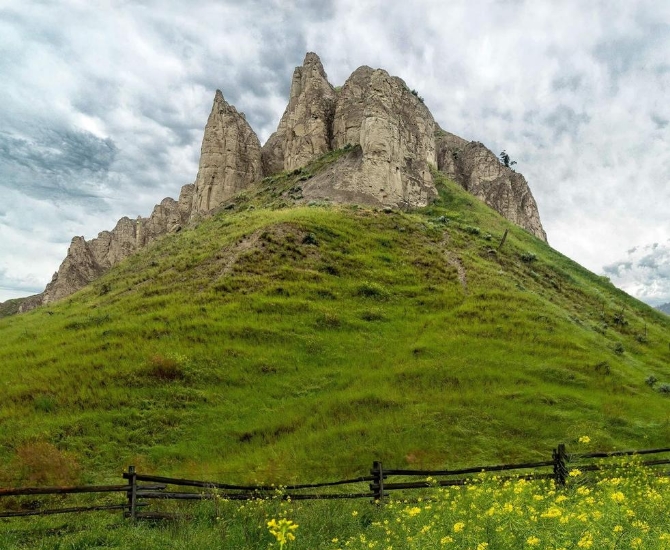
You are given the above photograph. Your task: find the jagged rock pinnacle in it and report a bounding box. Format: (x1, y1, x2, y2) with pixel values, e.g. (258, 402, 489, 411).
(261, 52, 337, 174)
(191, 91, 262, 214)
(436, 133, 546, 241)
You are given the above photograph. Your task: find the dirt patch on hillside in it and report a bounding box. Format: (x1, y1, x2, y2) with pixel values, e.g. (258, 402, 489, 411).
(439, 232, 467, 293)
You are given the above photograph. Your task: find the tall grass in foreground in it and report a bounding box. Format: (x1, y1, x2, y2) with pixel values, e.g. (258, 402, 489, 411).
(2, 460, 668, 549)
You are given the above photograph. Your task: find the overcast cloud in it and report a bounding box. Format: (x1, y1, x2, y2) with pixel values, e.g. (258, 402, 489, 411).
(0, 0, 669, 306)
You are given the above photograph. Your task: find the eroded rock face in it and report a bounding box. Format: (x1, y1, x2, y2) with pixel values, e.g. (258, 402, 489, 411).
(191, 90, 262, 214)
(435, 126, 469, 178)
(261, 52, 337, 175)
(310, 66, 437, 208)
(39, 184, 195, 307)
(436, 138, 547, 241)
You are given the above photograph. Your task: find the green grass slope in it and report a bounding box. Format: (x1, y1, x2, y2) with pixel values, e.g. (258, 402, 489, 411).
(1, 161, 669, 486)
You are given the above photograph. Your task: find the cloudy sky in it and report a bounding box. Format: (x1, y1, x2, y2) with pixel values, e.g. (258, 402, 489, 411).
(1, 0, 669, 306)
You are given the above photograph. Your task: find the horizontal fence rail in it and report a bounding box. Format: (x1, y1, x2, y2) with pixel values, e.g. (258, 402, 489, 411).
(0, 479, 165, 519)
(1, 445, 668, 521)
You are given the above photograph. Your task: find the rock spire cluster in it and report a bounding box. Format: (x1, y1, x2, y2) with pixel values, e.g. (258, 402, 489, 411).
(17, 52, 547, 312)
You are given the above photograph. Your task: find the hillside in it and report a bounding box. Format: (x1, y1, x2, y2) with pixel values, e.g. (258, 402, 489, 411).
(11, 52, 546, 313)
(1, 160, 669, 486)
(657, 302, 670, 315)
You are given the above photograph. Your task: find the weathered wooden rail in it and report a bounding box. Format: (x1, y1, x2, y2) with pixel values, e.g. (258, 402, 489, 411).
(0, 479, 165, 518)
(1, 445, 668, 520)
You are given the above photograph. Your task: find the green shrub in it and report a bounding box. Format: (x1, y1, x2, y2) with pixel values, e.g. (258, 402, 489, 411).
(145, 354, 185, 382)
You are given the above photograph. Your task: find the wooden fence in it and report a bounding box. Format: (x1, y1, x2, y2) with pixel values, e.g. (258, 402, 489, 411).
(2, 445, 669, 521)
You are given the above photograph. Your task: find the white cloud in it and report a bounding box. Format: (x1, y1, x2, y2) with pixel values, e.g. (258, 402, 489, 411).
(604, 240, 670, 306)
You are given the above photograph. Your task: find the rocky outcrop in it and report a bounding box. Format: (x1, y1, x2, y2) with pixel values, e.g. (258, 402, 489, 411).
(3, 293, 44, 316)
(436, 136, 546, 241)
(435, 127, 469, 178)
(140, 184, 194, 244)
(38, 183, 194, 307)
(20, 51, 549, 313)
(191, 91, 262, 215)
(261, 53, 337, 175)
(302, 66, 437, 208)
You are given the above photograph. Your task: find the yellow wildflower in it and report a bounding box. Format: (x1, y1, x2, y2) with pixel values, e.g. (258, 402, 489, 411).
(541, 507, 562, 518)
(577, 533, 593, 548)
(267, 518, 298, 549)
(610, 491, 625, 503)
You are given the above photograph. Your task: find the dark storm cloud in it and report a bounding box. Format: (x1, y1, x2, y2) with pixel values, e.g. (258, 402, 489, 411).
(552, 74, 584, 93)
(0, 127, 117, 204)
(594, 35, 653, 76)
(0, 267, 43, 295)
(603, 262, 633, 277)
(651, 114, 668, 129)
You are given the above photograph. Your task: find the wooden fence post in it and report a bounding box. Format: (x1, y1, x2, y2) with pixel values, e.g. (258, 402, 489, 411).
(497, 229, 509, 251)
(127, 465, 137, 520)
(552, 444, 567, 487)
(370, 461, 384, 503)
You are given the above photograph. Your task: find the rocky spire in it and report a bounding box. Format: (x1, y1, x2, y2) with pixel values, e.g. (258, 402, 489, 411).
(261, 52, 337, 175)
(191, 90, 262, 214)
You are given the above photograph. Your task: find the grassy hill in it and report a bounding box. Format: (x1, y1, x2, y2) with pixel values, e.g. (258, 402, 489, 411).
(1, 158, 669, 487)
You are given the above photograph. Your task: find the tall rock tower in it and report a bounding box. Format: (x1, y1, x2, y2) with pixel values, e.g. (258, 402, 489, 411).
(261, 52, 338, 175)
(191, 90, 262, 215)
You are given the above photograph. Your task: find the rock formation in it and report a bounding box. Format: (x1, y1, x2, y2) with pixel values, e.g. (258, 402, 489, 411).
(191, 90, 262, 215)
(18, 51, 548, 312)
(261, 53, 337, 175)
(436, 132, 546, 241)
(41, 184, 194, 305)
(302, 65, 438, 208)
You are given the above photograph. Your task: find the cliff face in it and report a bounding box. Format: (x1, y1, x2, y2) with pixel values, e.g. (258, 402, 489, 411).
(302, 66, 437, 208)
(20, 51, 548, 312)
(261, 54, 544, 230)
(436, 133, 546, 241)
